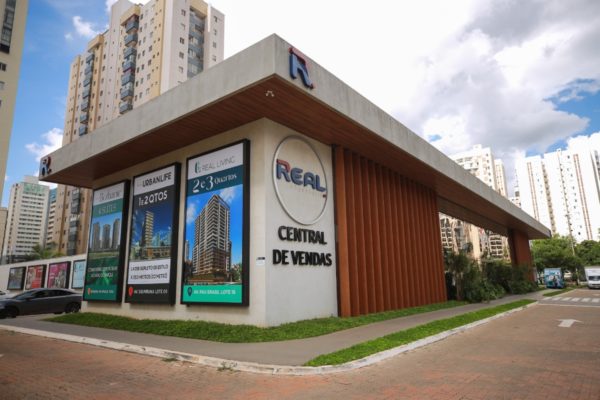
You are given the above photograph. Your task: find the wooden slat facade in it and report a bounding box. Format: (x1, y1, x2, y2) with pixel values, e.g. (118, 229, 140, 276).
(334, 147, 447, 317)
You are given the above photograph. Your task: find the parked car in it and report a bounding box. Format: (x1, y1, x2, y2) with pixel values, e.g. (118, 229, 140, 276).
(0, 288, 81, 319)
(0, 290, 10, 299)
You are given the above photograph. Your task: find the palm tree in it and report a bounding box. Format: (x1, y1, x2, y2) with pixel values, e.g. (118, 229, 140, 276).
(25, 243, 64, 261)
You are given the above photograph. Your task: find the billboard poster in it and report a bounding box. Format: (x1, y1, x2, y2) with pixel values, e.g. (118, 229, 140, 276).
(182, 140, 249, 305)
(47, 262, 71, 289)
(126, 164, 180, 304)
(71, 260, 86, 289)
(25, 265, 46, 290)
(84, 181, 129, 302)
(7, 267, 26, 290)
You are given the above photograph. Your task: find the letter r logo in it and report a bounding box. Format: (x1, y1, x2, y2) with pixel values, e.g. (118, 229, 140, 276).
(289, 47, 315, 89)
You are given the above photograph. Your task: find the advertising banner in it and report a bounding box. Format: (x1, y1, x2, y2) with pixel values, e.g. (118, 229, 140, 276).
(25, 265, 46, 290)
(7, 267, 26, 290)
(182, 141, 249, 305)
(84, 181, 129, 302)
(71, 260, 86, 289)
(126, 164, 180, 304)
(47, 262, 71, 288)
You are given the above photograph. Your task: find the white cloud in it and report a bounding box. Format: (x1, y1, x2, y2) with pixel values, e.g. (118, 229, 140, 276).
(64, 32, 73, 41)
(105, 0, 118, 13)
(25, 128, 63, 162)
(186, 202, 197, 225)
(72, 16, 100, 39)
(219, 187, 236, 204)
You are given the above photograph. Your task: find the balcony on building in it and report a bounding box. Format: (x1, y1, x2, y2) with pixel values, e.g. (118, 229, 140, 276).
(121, 72, 135, 85)
(82, 87, 91, 99)
(84, 65, 93, 76)
(120, 84, 134, 100)
(79, 112, 89, 123)
(85, 53, 94, 64)
(78, 125, 88, 135)
(189, 29, 204, 42)
(119, 101, 133, 114)
(188, 56, 203, 69)
(80, 100, 90, 112)
(83, 76, 92, 86)
(190, 13, 205, 30)
(125, 18, 139, 33)
(124, 33, 138, 47)
(188, 42, 203, 56)
(122, 60, 135, 73)
(124, 46, 137, 59)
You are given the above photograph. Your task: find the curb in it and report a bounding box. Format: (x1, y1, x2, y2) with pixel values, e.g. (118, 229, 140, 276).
(0, 301, 537, 375)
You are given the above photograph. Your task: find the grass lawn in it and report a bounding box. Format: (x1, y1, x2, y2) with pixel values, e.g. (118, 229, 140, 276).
(48, 300, 466, 343)
(543, 287, 575, 297)
(304, 299, 534, 366)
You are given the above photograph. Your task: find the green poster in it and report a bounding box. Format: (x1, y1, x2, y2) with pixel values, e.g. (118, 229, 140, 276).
(84, 182, 129, 302)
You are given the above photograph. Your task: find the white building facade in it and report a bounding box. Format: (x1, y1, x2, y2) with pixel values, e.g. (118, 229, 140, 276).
(516, 134, 600, 242)
(1, 176, 49, 263)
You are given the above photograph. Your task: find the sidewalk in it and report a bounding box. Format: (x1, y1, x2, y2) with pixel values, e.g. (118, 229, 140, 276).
(0, 291, 548, 368)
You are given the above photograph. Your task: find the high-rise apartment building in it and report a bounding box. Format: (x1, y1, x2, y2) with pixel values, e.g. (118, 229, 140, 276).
(50, 0, 225, 255)
(0, 0, 28, 204)
(44, 188, 56, 247)
(193, 194, 231, 276)
(516, 134, 600, 242)
(1, 176, 49, 263)
(443, 144, 510, 259)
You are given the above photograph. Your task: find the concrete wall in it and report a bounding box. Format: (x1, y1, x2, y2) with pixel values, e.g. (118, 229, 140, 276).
(0, 254, 86, 295)
(80, 118, 336, 326)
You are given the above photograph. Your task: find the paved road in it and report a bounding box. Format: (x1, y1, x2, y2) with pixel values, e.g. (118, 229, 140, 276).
(1, 292, 599, 400)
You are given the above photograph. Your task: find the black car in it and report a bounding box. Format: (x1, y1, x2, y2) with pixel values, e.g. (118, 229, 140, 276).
(0, 288, 82, 319)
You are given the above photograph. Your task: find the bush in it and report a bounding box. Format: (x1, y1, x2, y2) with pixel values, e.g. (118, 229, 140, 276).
(463, 264, 505, 303)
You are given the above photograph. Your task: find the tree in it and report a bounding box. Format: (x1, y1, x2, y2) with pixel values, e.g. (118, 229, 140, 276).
(531, 235, 582, 280)
(576, 240, 600, 266)
(444, 250, 474, 301)
(24, 243, 64, 261)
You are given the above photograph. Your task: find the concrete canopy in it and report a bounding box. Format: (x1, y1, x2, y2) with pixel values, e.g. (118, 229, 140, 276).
(40, 34, 550, 240)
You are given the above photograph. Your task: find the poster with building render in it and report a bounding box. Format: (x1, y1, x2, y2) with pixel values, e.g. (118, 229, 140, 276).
(7, 267, 26, 290)
(83, 181, 129, 302)
(126, 164, 180, 304)
(182, 141, 249, 305)
(71, 260, 86, 289)
(25, 265, 46, 290)
(47, 261, 70, 288)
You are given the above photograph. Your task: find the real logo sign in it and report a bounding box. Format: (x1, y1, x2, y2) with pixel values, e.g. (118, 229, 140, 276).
(289, 47, 314, 89)
(275, 159, 326, 194)
(273, 136, 328, 225)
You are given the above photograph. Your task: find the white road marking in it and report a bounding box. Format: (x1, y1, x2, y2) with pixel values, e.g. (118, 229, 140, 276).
(570, 298, 581, 302)
(551, 297, 562, 301)
(592, 299, 600, 303)
(557, 319, 582, 328)
(561, 297, 572, 301)
(581, 298, 590, 302)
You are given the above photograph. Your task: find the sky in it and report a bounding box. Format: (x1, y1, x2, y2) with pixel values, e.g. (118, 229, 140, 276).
(3, 0, 600, 206)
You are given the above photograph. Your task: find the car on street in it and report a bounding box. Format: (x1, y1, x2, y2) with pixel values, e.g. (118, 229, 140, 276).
(0, 288, 81, 319)
(0, 290, 10, 299)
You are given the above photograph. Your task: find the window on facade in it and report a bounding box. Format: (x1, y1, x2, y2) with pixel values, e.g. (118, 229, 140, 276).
(179, 37, 185, 44)
(0, 62, 6, 71)
(181, 10, 186, 16)
(179, 51, 184, 59)
(0, 81, 5, 90)
(178, 66, 183, 73)
(212, 42, 216, 48)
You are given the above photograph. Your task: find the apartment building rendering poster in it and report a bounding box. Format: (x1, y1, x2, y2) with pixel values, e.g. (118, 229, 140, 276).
(7, 266, 26, 290)
(25, 265, 46, 290)
(126, 164, 180, 304)
(183, 141, 249, 305)
(84, 181, 129, 301)
(71, 260, 86, 289)
(47, 261, 71, 289)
